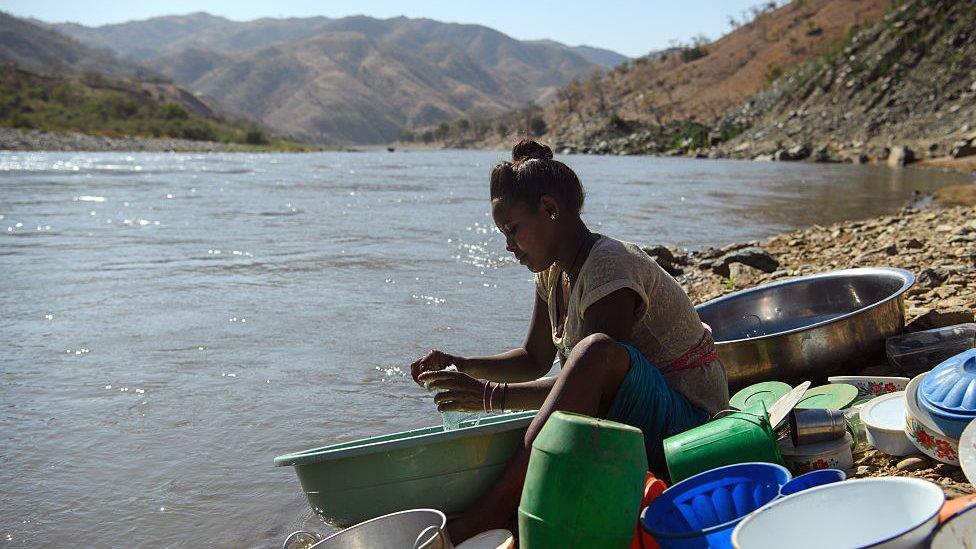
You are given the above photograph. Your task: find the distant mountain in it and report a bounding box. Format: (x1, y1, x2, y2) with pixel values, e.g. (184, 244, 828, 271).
(50, 13, 629, 144)
(0, 14, 297, 147)
(530, 39, 630, 69)
(0, 12, 155, 79)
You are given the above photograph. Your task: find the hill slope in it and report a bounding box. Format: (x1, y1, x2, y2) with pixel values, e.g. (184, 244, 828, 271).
(0, 12, 154, 78)
(717, 0, 976, 162)
(0, 14, 301, 148)
(51, 13, 629, 144)
(428, 0, 894, 150)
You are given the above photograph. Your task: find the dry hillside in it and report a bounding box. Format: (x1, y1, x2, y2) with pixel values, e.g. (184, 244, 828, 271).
(431, 0, 894, 149)
(717, 0, 976, 163)
(567, 0, 891, 129)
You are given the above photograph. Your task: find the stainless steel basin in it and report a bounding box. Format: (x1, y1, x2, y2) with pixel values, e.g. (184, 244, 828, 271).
(696, 267, 915, 392)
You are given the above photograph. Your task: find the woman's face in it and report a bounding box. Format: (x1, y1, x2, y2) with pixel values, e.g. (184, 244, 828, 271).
(491, 196, 558, 273)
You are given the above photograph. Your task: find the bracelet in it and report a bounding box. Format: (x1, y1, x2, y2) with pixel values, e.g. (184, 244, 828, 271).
(489, 381, 500, 413)
(482, 381, 490, 414)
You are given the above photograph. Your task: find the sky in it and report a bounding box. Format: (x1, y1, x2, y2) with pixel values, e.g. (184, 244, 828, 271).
(2, 0, 768, 58)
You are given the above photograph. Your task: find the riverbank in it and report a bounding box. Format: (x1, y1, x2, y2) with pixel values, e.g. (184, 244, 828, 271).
(0, 127, 319, 153)
(647, 204, 976, 496)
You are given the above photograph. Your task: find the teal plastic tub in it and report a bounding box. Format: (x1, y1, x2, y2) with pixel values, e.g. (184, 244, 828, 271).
(274, 411, 535, 527)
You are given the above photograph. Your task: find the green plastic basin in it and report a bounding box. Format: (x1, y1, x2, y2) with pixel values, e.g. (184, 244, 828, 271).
(274, 411, 535, 527)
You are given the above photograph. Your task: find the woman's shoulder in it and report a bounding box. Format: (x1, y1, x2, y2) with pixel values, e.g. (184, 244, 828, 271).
(589, 235, 655, 266)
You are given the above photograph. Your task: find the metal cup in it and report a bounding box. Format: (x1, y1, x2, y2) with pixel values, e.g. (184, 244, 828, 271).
(789, 408, 848, 447)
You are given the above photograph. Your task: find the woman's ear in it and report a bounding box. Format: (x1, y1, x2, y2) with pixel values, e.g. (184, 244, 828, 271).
(540, 195, 559, 221)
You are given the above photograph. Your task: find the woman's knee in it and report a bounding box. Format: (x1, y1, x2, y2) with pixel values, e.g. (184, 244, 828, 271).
(566, 333, 630, 374)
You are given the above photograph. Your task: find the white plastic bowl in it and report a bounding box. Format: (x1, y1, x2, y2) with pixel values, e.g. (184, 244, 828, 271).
(859, 392, 915, 456)
(732, 477, 945, 549)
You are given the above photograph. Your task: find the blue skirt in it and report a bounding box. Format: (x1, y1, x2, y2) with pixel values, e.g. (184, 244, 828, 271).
(606, 343, 710, 477)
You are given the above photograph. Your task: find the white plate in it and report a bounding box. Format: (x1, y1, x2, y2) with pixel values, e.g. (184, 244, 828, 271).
(960, 419, 976, 485)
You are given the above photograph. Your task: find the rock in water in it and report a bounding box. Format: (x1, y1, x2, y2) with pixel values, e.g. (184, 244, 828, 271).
(887, 146, 915, 167)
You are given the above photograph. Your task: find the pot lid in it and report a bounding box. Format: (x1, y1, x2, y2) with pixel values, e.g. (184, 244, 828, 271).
(919, 349, 976, 416)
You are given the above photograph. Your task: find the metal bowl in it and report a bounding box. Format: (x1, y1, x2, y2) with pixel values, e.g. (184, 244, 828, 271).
(696, 267, 915, 392)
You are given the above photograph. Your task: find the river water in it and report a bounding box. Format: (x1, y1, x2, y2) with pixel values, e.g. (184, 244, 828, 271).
(0, 150, 970, 547)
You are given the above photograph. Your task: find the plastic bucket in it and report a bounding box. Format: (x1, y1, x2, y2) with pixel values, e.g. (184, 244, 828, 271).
(518, 411, 648, 549)
(663, 411, 783, 484)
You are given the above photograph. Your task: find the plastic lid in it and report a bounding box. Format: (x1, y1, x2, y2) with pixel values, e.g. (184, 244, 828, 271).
(859, 392, 906, 431)
(919, 349, 976, 416)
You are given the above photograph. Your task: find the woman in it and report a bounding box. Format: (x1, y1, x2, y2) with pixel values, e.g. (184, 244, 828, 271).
(412, 139, 728, 541)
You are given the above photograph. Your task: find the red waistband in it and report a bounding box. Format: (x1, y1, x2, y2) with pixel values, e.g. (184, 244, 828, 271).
(667, 323, 718, 373)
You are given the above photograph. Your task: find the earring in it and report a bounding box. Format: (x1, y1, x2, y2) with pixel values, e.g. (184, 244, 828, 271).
(549, 212, 557, 220)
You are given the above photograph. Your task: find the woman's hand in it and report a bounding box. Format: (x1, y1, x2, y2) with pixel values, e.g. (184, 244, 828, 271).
(418, 369, 487, 412)
(410, 349, 461, 384)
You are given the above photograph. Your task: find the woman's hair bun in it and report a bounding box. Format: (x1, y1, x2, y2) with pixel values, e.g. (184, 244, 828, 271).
(511, 139, 553, 163)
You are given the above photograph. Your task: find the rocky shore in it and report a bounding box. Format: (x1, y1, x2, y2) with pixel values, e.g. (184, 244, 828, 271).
(0, 127, 300, 153)
(643, 204, 976, 495)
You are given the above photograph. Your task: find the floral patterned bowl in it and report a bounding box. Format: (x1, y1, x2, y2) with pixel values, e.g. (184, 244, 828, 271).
(905, 374, 960, 466)
(778, 432, 854, 474)
(827, 375, 910, 399)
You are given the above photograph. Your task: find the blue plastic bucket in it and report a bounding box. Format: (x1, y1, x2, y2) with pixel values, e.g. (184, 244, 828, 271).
(779, 469, 846, 497)
(641, 462, 791, 548)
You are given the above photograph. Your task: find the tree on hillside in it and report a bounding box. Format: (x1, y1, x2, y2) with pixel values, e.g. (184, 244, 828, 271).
(583, 68, 609, 119)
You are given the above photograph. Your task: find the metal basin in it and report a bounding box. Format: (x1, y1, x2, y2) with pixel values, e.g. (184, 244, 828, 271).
(696, 268, 915, 392)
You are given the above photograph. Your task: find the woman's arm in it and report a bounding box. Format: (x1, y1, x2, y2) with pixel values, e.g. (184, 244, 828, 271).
(456, 294, 557, 382)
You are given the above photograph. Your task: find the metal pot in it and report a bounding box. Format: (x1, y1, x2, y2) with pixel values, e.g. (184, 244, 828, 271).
(696, 268, 915, 392)
(283, 509, 453, 549)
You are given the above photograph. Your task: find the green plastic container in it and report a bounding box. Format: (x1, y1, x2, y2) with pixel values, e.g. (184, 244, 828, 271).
(518, 412, 648, 549)
(274, 411, 535, 527)
(663, 410, 783, 484)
